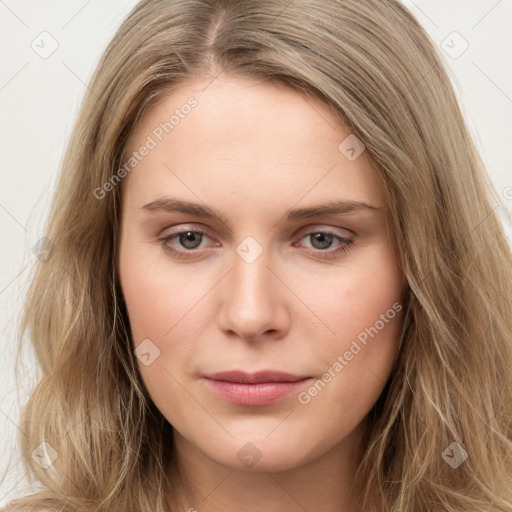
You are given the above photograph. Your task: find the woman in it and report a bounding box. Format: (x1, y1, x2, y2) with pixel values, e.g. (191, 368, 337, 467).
(3, 0, 512, 511)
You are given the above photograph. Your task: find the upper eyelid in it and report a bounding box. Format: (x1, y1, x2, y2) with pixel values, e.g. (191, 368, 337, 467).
(295, 224, 354, 237)
(161, 222, 353, 235)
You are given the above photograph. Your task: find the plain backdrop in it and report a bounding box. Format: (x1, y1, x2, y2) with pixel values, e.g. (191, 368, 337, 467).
(1, 0, 511, 505)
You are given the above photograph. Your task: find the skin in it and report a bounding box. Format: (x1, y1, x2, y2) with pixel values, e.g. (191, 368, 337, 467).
(118, 74, 406, 512)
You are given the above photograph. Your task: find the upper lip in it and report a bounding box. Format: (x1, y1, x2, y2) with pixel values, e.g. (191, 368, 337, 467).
(203, 370, 310, 384)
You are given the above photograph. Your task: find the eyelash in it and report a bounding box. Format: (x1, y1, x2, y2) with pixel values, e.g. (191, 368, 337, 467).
(158, 227, 355, 260)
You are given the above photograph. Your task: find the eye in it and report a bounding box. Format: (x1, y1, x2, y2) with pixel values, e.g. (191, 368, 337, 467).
(159, 228, 213, 257)
(158, 226, 355, 260)
(294, 230, 354, 259)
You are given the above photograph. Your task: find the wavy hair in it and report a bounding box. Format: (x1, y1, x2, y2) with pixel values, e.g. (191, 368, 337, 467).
(3, 0, 512, 510)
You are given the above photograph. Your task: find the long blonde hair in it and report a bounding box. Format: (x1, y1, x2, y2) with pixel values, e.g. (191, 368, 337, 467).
(3, 1, 512, 511)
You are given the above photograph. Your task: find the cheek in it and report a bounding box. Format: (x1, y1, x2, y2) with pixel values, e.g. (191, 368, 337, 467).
(119, 257, 164, 344)
(118, 239, 208, 344)
(303, 240, 404, 351)
(294, 242, 404, 405)
(118, 244, 200, 413)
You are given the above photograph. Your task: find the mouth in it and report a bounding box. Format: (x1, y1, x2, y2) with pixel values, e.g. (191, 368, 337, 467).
(202, 370, 312, 406)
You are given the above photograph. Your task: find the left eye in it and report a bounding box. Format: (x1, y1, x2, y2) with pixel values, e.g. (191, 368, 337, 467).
(298, 231, 347, 250)
(294, 230, 355, 259)
(159, 228, 354, 259)
(169, 230, 207, 250)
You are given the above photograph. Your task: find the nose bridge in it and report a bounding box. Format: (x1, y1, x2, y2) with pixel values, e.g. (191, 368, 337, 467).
(232, 236, 274, 307)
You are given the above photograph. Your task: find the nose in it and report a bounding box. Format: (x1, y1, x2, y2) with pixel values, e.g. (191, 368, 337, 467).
(217, 240, 289, 342)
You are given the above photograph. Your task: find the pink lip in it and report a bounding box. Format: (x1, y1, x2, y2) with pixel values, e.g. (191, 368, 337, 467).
(202, 370, 312, 406)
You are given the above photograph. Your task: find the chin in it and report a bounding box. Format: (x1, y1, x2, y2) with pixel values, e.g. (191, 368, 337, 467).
(199, 435, 315, 473)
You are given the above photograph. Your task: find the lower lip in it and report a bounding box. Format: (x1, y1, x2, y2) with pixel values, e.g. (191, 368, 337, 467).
(203, 378, 311, 406)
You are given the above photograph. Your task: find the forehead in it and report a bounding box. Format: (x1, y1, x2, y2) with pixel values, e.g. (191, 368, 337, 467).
(121, 75, 386, 213)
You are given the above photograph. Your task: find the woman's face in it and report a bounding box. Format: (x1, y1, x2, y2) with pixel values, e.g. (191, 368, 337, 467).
(118, 75, 405, 473)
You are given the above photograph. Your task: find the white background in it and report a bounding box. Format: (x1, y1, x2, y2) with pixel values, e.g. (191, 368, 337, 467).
(1, 0, 511, 505)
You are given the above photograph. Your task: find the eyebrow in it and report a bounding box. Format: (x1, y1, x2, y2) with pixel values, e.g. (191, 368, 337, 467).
(141, 197, 381, 225)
